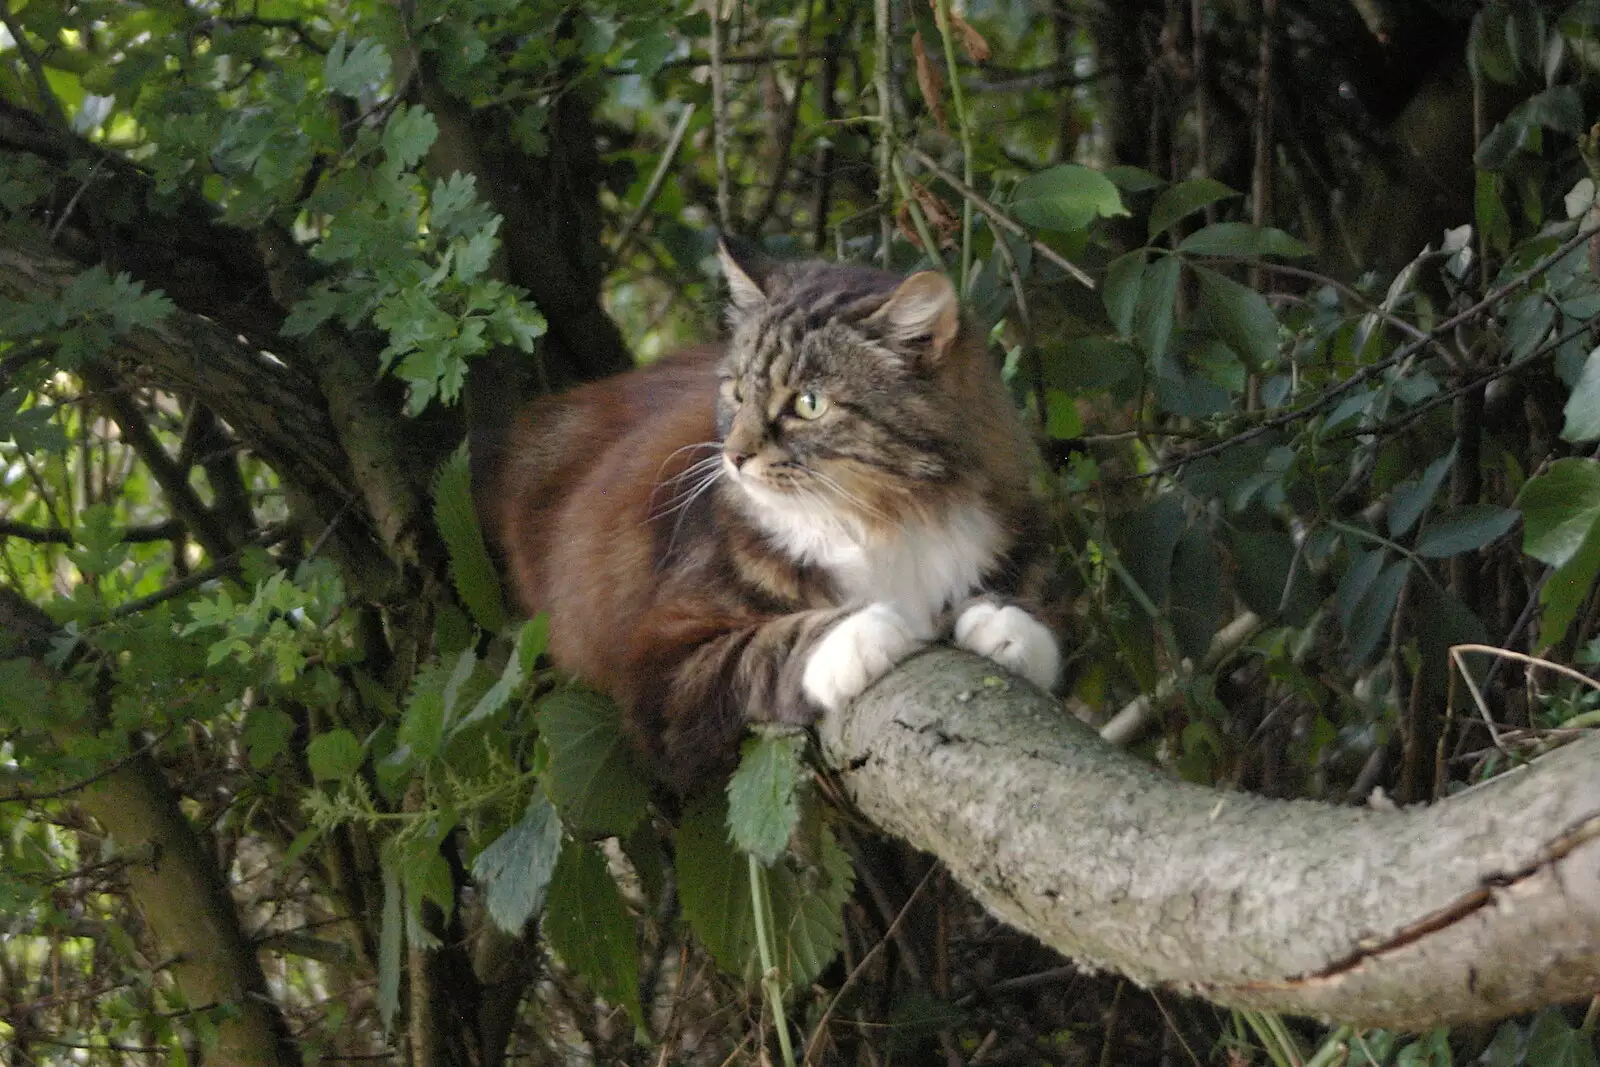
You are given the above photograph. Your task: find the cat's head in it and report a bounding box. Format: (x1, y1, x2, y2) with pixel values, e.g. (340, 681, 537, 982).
(712, 237, 1009, 542)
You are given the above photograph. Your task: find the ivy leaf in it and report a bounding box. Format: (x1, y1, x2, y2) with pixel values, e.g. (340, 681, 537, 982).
(536, 688, 649, 837)
(726, 731, 806, 866)
(1133, 255, 1181, 360)
(545, 840, 643, 1028)
(1192, 265, 1279, 369)
(1010, 165, 1128, 233)
(472, 796, 563, 934)
(1147, 177, 1237, 238)
(1518, 457, 1600, 566)
(1414, 505, 1518, 558)
(432, 443, 507, 633)
(324, 35, 391, 96)
(306, 729, 363, 781)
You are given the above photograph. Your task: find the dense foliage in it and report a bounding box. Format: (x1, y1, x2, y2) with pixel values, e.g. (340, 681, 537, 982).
(4, 0, 1600, 1064)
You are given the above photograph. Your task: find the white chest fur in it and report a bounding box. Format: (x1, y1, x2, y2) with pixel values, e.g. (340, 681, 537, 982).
(741, 485, 1003, 637)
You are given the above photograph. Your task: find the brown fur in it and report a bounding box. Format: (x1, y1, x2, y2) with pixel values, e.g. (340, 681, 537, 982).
(495, 249, 1062, 792)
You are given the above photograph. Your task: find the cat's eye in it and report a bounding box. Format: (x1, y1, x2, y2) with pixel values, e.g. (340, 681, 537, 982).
(792, 391, 829, 419)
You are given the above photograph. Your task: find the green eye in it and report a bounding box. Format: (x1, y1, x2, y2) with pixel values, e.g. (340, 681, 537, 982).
(793, 391, 829, 419)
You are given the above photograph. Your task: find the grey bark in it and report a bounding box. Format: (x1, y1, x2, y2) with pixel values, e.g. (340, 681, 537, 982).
(822, 649, 1600, 1029)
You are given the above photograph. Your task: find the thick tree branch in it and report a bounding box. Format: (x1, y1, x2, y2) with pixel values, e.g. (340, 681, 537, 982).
(822, 650, 1600, 1029)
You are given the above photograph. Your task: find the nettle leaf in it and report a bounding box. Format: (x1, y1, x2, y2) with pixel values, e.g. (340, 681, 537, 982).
(1414, 505, 1518, 558)
(536, 688, 649, 837)
(1147, 177, 1237, 238)
(676, 793, 751, 975)
(472, 796, 563, 934)
(726, 731, 806, 866)
(1517, 457, 1600, 566)
(432, 443, 507, 633)
(1102, 251, 1145, 337)
(1010, 164, 1127, 233)
(307, 728, 363, 781)
(1133, 254, 1181, 360)
(1388, 447, 1456, 538)
(1192, 265, 1279, 369)
(324, 35, 391, 96)
(545, 840, 643, 1028)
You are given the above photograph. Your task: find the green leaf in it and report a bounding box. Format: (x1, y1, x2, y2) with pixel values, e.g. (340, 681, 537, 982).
(1168, 527, 1222, 661)
(1539, 521, 1600, 649)
(536, 688, 650, 837)
(378, 859, 402, 1031)
(432, 443, 507, 633)
(1226, 528, 1317, 626)
(1562, 347, 1600, 442)
(1104, 165, 1164, 192)
(243, 707, 296, 768)
(382, 104, 438, 171)
(1178, 221, 1310, 259)
(1518, 457, 1600, 566)
(472, 796, 563, 934)
(1044, 337, 1138, 392)
(1102, 251, 1145, 337)
(450, 616, 546, 738)
(1133, 255, 1181, 360)
(1345, 559, 1410, 664)
(1526, 1007, 1599, 1067)
(1388, 448, 1456, 538)
(1010, 164, 1128, 233)
(1112, 493, 1185, 608)
(324, 35, 391, 96)
(307, 729, 363, 782)
(1147, 177, 1237, 239)
(1335, 548, 1386, 635)
(1192, 265, 1279, 369)
(399, 660, 449, 762)
(545, 840, 643, 1028)
(676, 793, 752, 976)
(726, 731, 805, 866)
(1414, 505, 1518, 558)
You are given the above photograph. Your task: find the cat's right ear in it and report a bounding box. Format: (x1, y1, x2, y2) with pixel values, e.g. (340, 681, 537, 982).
(717, 235, 772, 312)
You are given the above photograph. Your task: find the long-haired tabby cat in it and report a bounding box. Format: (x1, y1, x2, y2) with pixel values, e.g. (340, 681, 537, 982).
(495, 238, 1063, 792)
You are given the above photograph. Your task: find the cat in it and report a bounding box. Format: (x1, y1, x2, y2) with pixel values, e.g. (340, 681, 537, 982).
(493, 237, 1064, 792)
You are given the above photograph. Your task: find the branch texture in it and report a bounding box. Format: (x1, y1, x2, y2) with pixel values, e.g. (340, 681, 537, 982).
(821, 650, 1600, 1029)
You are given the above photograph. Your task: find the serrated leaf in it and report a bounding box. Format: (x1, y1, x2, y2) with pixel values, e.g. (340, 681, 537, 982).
(1011, 164, 1128, 233)
(1102, 251, 1145, 337)
(1388, 448, 1457, 538)
(1415, 505, 1518, 558)
(536, 688, 649, 836)
(726, 732, 805, 866)
(382, 104, 438, 171)
(243, 707, 296, 768)
(324, 35, 391, 96)
(472, 796, 563, 934)
(1133, 255, 1181, 360)
(1518, 457, 1600, 566)
(450, 617, 545, 738)
(1147, 178, 1237, 238)
(545, 840, 643, 1027)
(1192, 265, 1279, 368)
(399, 660, 449, 761)
(676, 793, 752, 976)
(307, 729, 363, 781)
(432, 443, 507, 633)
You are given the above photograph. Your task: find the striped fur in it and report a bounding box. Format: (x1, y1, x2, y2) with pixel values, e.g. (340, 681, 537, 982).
(495, 241, 1063, 792)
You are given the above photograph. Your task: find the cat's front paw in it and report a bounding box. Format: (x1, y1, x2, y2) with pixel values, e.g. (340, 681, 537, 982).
(802, 604, 924, 713)
(954, 602, 1060, 692)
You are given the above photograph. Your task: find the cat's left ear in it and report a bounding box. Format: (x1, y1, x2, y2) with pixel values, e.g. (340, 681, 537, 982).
(716, 235, 774, 312)
(871, 271, 961, 362)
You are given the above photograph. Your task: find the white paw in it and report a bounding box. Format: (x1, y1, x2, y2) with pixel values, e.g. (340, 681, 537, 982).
(803, 604, 924, 712)
(954, 603, 1060, 692)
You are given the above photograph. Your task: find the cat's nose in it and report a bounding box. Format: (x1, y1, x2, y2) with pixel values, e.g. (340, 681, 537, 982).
(726, 450, 752, 470)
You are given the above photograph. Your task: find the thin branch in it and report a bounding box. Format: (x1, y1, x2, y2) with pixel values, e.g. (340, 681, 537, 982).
(750, 3, 815, 234)
(0, 518, 184, 545)
(0, 728, 177, 805)
(0, 0, 69, 129)
(904, 145, 1095, 288)
(710, 0, 733, 232)
(612, 103, 697, 262)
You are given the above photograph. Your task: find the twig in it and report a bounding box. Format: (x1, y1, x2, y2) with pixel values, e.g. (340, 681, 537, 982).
(710, 0, 733, 232)
(750, 4, 814, 234)
(0, 518, 183, 545)
(931, 0, 975, 292)
(612, 103, 697, 262)
(0, 727, 176, 805)
(0, 0, 69, 129)
(904, 145, 1095, 288)
(802, 865, 937, 1066)
(873, 0, 894, 264)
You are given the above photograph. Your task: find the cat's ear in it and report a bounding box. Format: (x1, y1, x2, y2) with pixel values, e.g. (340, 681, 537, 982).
(871, 271, 961, 361)
(717, 235, 773, 312)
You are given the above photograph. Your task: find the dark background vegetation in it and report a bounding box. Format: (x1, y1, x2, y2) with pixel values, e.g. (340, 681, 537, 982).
(3, 0, 1600, 1064)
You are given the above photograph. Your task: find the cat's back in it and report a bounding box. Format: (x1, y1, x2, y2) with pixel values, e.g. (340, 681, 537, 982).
(497, 345, 722, 684)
